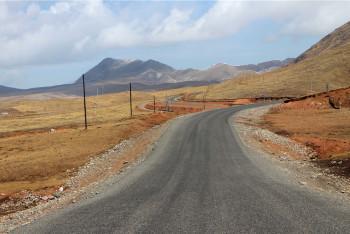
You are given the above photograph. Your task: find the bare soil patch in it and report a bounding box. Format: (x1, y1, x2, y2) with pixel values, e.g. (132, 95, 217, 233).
(262, 88, 350, 178)
(234, 105, 350, 198)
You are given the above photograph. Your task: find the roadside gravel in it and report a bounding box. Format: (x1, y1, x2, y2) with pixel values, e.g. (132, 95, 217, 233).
(233, 104, 350, 199)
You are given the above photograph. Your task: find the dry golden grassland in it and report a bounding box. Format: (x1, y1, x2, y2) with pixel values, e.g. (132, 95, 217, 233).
(0, 91, 178, 194)
(0, 113, 174, 194)
(152, 85, 207, 99)
(0, 91, 154, 133)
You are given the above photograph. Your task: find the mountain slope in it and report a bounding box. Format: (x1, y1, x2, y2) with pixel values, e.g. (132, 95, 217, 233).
(296, 21, 350, 62)
(79, 58, 238, 85)
(203, 21, 350, 99)
(76, 59, 176, 84)
(0, 85, 21, 95)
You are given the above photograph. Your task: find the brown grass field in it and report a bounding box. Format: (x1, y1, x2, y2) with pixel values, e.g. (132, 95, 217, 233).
(0, 91, 155, 133)
(0, 91, 182, 195)
(0, 85, 243, 196)
(0, 113, 175, 193)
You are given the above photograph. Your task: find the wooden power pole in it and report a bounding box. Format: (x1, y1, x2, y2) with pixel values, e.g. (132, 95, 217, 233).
(153, 96, 156, 113)
(82, 74, 88, 130)
(129, 83, 133, 118)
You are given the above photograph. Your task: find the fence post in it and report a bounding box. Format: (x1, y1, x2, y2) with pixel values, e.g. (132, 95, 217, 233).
(153, 96, 156, 113)
(203, 85, 209, 110)
(82, 74, 88, 130)
(129, 82, 133, 118)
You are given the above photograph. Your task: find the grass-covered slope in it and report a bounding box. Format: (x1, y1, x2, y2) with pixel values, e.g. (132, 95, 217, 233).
(204, 21, 350, 99)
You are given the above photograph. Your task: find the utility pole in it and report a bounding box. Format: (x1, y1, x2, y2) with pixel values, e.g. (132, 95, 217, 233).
(95, 88, 99, 121)
(202, 92, 206, 110)
(153, 96, 156, 113)
(203, 85, 209, 110)
(82, 74, 88, 130)
(129, 83, 133, 118)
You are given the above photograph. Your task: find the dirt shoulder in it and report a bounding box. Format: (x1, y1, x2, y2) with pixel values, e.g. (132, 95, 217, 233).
(233, 105, 350, 198)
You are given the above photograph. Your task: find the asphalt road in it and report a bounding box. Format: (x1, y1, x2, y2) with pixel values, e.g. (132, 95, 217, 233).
(15, 105, 350, 233)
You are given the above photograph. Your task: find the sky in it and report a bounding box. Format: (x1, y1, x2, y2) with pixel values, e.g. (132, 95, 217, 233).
(0, 0, 350, 89)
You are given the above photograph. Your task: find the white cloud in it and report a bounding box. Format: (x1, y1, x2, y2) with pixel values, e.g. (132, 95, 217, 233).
(73, 36, 91, 52)
(282, 2, 350, 35)
(150, 8, 194, 42)
(49, 2, 71, 15)
(97, 24, 142, 48)
(0, 0, 349, 68)
(190, 1, 253, 38)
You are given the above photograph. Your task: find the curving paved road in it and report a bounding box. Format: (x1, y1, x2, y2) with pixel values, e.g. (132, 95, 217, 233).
(15, 105, 350, 233)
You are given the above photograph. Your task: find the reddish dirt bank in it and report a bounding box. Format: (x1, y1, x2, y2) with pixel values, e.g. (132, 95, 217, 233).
(283, 86, 350, 109)
(262, 87, 350, 177)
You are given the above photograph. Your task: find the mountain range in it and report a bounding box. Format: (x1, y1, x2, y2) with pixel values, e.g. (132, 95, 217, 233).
(77, 57, 294, 85)
(0, 58, 293, 97)
(2, 22, 349, 99)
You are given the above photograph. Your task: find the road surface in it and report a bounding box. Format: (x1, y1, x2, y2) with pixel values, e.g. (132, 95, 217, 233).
(15, 105, 350, 233)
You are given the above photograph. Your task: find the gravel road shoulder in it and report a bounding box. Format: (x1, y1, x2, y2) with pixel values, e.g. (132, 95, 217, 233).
(232, 104, 350, 199)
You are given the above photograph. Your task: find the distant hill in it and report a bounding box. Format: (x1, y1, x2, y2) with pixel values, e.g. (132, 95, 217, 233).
(237, 58, 294, 72)
(75, 57, 293, 85)
(203, 21, 350, 99)
(76, 58, 176, 84)
(181, 63, 249, 82)
(0, 85, 20, 95)
(0, 57, 293, 97)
